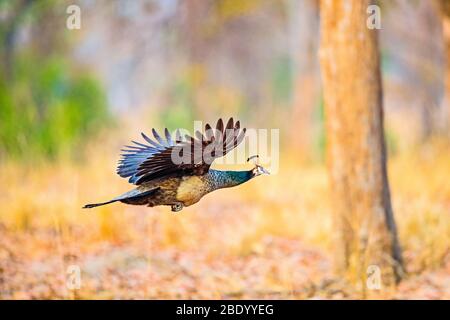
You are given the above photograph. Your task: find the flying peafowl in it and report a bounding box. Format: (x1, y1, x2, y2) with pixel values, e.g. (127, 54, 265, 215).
(83, 118, 269, 212)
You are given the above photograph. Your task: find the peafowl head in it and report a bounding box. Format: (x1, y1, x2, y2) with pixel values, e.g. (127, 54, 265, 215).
(248, 155, 270, 177)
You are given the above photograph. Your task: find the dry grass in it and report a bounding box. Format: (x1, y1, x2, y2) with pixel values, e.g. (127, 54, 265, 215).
(0, 139, 449, 299)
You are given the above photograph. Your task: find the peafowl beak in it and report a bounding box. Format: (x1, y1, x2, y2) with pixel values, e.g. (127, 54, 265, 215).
(253, 165, 270, 176)
(259, 166, 270, 175)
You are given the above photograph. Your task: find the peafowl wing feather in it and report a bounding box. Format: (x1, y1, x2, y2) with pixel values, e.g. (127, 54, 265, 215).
(117, 118, 246, 185)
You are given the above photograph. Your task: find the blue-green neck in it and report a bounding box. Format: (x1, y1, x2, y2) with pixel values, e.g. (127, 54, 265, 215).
(206, 169, 254, 190)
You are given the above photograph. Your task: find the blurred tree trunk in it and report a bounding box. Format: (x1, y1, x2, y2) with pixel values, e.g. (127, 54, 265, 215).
(319, 0, 403, 290)
(438, 0, 450, 136)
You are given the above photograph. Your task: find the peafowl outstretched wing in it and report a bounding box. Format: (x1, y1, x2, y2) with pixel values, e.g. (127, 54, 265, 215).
(117, 118, 246, 185)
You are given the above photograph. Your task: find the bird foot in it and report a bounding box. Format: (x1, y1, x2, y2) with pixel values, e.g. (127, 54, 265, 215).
(171, 203, 183, 212)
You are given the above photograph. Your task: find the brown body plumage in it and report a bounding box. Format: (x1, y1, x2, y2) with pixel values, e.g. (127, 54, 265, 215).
(121, 175, 212, 207)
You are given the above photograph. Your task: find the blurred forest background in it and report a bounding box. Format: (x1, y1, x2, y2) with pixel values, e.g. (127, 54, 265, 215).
(0, 0, 449, 299)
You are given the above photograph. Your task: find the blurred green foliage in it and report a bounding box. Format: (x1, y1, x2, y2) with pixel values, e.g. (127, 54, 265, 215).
(0, 54, 110, 159)
(271, 55, 293, 104)
(313, 97, 326, 163)
(0, 0, 111, 160)
(161, 77, 195, 130)
(385, 128, 399, 156)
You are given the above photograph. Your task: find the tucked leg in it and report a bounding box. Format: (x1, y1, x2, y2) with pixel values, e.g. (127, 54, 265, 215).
(171, 202, 183, 212)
